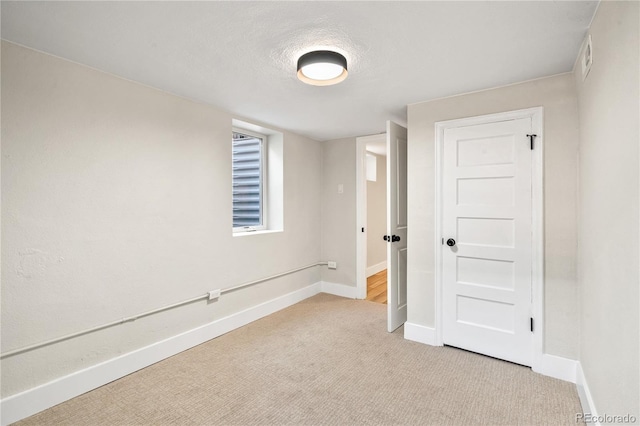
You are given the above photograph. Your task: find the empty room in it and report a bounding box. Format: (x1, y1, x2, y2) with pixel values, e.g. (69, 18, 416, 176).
(1, 1, 638, 425)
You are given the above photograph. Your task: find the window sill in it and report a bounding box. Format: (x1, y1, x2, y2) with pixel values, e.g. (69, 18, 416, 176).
(233, 229, 283, 238)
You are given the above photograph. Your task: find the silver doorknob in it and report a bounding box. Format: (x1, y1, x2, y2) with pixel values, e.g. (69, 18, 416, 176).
(446, 238, 456, 247)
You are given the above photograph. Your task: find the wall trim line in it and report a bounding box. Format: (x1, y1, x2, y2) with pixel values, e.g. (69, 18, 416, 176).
(320, 281, 358, 299)
(576, 361, 600, 425)
(403, 322, 439, 346)
(366, 261, 387, 277)
(533, 353, 578, 383)
(0, 282, 322, 426)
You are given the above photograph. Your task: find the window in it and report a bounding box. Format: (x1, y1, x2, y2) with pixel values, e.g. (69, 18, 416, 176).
(231, 119, 283, 236)
(232, 129, 265, 231)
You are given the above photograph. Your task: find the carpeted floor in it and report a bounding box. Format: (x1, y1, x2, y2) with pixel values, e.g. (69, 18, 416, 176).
(17, 293, 582, 425)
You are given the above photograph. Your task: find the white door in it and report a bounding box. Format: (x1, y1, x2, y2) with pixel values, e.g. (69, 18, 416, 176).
(387, 121, 408, 332)
(442, 118, 533, 366)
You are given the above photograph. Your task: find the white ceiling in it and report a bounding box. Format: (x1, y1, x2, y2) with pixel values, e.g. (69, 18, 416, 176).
(1, 1, 598, 141)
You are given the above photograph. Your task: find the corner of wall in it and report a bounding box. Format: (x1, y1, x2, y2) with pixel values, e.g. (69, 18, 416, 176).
(320, 137, 358, 287)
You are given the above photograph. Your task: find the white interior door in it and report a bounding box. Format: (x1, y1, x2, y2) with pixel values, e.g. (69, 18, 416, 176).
(442, 118, 533, 366)
(386, 121, 408, 332)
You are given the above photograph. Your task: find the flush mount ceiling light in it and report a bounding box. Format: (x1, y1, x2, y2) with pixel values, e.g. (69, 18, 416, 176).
(297, 50, 348, 86)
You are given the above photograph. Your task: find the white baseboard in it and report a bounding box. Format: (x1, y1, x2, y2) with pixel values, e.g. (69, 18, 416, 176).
(366, 261, 387, 277)
(357, 281, 367, 300)
(576, 361, 600, 425)
(403, 326, 580, 386)
(0, 282, 322, 426)
(404, 322, 439, 346)
(533, 353, 577, 383)
(320, 281, 358, 299)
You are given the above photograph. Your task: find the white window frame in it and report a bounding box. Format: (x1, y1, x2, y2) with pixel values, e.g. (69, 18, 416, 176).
(232, 127, 268, 233)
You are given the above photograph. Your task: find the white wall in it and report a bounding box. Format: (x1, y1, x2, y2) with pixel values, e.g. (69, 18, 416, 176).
(1, 41, 323, 397)
(574, 1, 639, 418)
(407, 73, 581, 359)
(321, 137, 357, 287)
(366, 153, 387, 271)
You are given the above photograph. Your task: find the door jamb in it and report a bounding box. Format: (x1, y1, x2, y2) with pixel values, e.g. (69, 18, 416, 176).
(356, 136, 368, 300)
(434, 107, 544, 370)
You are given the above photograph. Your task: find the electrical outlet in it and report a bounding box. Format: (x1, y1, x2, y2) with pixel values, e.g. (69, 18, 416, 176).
(328, 261, 337, 269)
(208, 289, 221, 301)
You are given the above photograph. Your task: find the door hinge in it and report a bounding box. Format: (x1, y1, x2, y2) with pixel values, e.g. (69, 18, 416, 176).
(527, 134, 537, 150)
(530, 317, 534, 332)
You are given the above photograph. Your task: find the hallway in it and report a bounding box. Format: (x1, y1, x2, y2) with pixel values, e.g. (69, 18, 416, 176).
(366, 270, 387, 304)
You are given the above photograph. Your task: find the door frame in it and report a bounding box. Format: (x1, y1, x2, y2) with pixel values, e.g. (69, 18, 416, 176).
(356, 133, 387, 300)
(434, 107, 544, 369)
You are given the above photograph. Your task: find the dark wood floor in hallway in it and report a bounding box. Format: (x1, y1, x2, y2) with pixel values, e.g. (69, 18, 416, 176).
(366, 269, 387, 304)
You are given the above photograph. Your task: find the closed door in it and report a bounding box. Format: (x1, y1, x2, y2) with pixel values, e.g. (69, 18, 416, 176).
(442, 118, 533, 366)
(386, 121, 408, 332)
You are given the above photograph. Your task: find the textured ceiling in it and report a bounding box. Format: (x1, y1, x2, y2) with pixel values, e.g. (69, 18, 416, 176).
(1, 1, 598, 141)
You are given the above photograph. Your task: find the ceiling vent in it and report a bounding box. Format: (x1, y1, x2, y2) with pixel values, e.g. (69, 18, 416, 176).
(581, 34, 593, 81)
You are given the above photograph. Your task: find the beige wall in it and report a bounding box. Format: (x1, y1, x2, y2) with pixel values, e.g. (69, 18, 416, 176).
(574, 1, 639, 418)
(407, 73, 581, 359)
(1, 41, 323, 397)
(320, 137, 357, 286)
(366, 154, 387, 270)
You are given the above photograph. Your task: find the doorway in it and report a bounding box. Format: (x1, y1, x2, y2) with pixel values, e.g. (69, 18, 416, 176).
(365, 141, 388, 304)
(357, 134, 388, 303)
(435, 107, 544, 366)
(356, 121, 408, 332)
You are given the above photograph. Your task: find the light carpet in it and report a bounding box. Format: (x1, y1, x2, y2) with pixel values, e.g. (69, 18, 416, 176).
(17, 293, 582, 425)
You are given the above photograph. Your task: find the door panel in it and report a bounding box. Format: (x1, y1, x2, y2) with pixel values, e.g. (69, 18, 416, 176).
(456, 296, 515, 332)
(442, 118, 533, 366)
(457, 217, 515, 247)
(457, 135, 515, 167)
(457, 177, 515, 206)
(457, 256, 515, 290)
(396, 247, 407, 307)
(387, 121, 408, 332)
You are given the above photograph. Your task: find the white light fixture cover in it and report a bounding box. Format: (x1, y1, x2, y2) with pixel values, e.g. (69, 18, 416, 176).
(297, 50, 348, 86)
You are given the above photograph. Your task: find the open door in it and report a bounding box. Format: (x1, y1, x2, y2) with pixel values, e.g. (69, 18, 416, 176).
(386, 121, 408, 332)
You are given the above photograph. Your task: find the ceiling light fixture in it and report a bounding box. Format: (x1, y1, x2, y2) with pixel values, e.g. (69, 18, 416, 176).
(297, 50, 348, 86)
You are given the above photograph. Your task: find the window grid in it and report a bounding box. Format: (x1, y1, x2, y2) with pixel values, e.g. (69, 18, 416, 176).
(232, 131, 264, 229)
